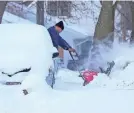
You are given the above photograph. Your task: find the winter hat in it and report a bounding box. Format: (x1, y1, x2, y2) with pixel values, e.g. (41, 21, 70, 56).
(55, 21, 64, 30)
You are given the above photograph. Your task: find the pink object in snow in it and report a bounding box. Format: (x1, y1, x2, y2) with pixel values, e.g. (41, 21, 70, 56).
(81, 70, 98, 86)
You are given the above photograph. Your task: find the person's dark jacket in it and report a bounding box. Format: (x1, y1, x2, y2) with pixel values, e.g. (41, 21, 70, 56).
(48, 26, 72, 50)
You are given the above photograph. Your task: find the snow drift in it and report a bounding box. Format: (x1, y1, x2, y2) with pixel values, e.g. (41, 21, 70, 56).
(0, 24, 56, 91)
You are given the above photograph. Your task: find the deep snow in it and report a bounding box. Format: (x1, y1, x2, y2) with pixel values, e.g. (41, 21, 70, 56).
(0, 24, 57, 92)
(0, 24, 134, 113)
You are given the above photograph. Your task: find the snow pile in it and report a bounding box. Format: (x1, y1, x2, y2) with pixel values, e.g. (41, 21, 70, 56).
(0, 24, 56, 91)
(56, 69, 81, 83)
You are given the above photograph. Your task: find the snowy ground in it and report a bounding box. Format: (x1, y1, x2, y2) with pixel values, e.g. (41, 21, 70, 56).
(0, 57, 134, 113)
(1, 76, 134, 113)
(0, 84, 134, 113)
(0, 24, 134, 113)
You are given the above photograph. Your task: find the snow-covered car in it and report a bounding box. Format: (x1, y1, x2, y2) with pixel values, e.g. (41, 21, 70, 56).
(0, 24, 57, 92)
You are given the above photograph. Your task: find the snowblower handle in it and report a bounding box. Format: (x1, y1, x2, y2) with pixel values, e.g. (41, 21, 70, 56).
(69, 51, 81, 74)
(69, 51, 80, 60)
(69, 51, 81, 67)
(74, 52, 80, 59)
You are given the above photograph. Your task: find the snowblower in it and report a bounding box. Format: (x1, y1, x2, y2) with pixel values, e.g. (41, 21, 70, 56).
(69, 51, 115, 86)
(69, 51, 98, 86)
(46, 51, 115, 88)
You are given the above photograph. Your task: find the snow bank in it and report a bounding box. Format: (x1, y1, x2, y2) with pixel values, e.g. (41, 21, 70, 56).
(0, 24, 56, 91)
(54, 69, 84, 90)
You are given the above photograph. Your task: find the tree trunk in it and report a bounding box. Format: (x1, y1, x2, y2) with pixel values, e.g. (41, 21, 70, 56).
(0, 1, 8, 24)
(36, 1, 44, 25)
(130, 2, 134, 43)
(88, 1, 117, 72)
(94, 1, 115, 42)
(119, 1, 132, 42)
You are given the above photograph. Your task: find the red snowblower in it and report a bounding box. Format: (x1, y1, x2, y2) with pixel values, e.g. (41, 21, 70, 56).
(69, 51, 99, 86)
(69, 51, 115, 86)
(80, 70, 98, 86)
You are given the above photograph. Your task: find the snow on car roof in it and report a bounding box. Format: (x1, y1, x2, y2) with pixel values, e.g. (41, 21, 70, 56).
(0, 24, 54, 75)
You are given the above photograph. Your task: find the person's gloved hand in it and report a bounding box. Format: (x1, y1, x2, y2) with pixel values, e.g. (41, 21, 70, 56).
(68, 48, 76, 52)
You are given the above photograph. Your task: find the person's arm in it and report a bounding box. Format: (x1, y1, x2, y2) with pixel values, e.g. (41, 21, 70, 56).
(59, 36, 75, 52)
(59, 37, 71, 50)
